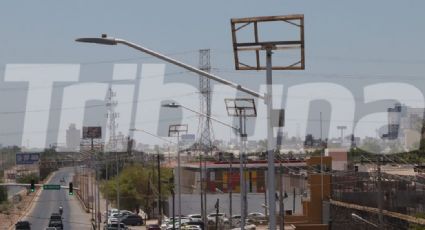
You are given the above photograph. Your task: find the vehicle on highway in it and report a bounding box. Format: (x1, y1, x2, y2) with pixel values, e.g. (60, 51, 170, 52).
(15, 221, 31, 230)
(119, 214, 144, 226)
(48, 220, 63, 230)
(146, 224, 161, 230)
(49, 213, 63, 230)
(103, 223, 128, 230)
(45, 228, 57, 230)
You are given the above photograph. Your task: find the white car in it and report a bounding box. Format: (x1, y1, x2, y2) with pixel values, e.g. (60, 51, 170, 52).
(247, 212, 266, 224)
(107, 213, 126, 224)
(181, 225, 202, 230)
(187, 214, 202, 222)
(207, 213, 228, 224)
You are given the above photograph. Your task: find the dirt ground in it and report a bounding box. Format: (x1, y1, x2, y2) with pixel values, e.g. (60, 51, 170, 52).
(0, 189, 37, 230)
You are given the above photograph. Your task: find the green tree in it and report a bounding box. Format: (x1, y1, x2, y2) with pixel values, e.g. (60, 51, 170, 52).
(100, 163, 172, 217)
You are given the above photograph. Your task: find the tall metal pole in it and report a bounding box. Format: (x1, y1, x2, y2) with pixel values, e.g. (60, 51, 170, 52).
(239, 112, 246, 230)
(116, 151, 120, 230)
(266, 48, 276, 229)
(279, 161, 284, 230)
(97, 165, 101, 230)
(229, 156, 233, 227)
(377, 156, 384, 228)
(105, 158, 109, 224)
(157, 153, 162, 225)
(172, 187, 175, 230)
(177, 133, 182, 228)
(320, 112, 324, 201)
(203, 154, 207, 229)
(200, 154, 204, 225)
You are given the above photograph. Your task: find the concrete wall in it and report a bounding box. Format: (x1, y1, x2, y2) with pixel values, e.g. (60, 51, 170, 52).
(166, 193, 303, 216)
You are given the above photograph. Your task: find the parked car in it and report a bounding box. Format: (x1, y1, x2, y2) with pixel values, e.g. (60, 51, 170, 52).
(15, 221, 31, 230)
(146, 224, 161, 230)
(247, 212, 266, 224)
(181, 221, 204, 230)
(103, 223, 128, 230)
(207, 213, 228, 224)
(187, 214, 202, 222)
(108, 213, 126, 224)
(119, 214, 144, 226)
(181, 225, 202, 230)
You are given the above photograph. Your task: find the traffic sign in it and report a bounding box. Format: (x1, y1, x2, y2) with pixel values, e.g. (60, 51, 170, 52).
(43, 184, 61, 190)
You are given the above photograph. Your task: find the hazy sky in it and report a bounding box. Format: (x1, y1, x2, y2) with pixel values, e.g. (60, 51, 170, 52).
(0, 0, 424, 148)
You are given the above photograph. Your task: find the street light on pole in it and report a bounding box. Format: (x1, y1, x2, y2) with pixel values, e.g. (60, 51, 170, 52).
(168, 124, 188, 228)
(162, 102, 241, 226)
(224, 98, 257, 230)
(230, 15, 305, 229)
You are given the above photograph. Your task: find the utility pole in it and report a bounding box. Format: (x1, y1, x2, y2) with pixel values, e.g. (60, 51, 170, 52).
(200, 154, 204, 226)
(264, 177, 268, 217)
(116, 152, 120, 230)
(157, 153, 162, 224)
(279, 160, 284, 230)
(228, 156, 233, 227)
(215, 199, 220, 230)
(377, 156, 384, 229)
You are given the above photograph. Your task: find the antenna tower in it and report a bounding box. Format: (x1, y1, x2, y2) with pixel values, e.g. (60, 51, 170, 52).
(197, 49, 214, 153)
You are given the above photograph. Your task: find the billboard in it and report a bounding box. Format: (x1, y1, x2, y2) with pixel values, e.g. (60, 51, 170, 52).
(16, 153, 40, 165)
(82, 126, 102, 139)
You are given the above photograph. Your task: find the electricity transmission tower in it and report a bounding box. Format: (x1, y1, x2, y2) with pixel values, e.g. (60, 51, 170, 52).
(106, 87, 118, 152)
(105, 87, 120, 224)
(197, 49, 214, 152)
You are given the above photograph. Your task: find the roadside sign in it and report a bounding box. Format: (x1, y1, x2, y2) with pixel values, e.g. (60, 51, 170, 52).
(16, 153, 40, 165)
(43, 184, 61, 190)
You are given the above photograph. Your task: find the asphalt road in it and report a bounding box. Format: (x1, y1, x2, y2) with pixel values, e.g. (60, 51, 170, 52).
(23, 167, 92, 229)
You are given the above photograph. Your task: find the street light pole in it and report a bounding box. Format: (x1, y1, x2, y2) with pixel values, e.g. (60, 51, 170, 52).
(75, 36, 263, 100)
(167, 124, 188, 228)
(265, 48, 277, 228)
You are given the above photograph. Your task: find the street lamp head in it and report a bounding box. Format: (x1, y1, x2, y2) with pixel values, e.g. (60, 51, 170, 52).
(75, 34, 117, 45)
(162, 102, 181, 108)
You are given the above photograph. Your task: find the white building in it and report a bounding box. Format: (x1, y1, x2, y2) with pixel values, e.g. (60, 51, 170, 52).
(66, 123, 80, 151)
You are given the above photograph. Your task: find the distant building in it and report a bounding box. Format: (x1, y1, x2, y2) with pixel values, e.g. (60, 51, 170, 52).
(383, 103, 424, 149)
(66, 123, 80, 151)
(304, 134, 325, 149)
(325, 148, 348, 171)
